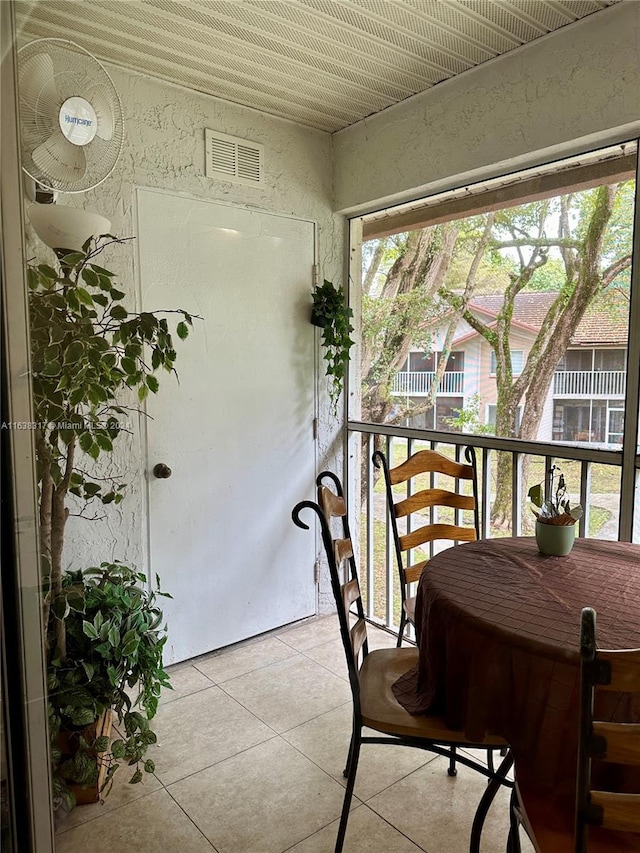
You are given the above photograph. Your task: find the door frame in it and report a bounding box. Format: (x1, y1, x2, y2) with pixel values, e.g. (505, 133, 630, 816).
(133, 186, 320, 657)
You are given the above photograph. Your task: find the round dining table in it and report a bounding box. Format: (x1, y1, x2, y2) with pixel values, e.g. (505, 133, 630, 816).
(392, 536, 640, 796)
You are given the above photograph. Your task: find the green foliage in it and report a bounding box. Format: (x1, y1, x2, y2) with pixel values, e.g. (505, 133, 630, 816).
(28, 235, 190, 813)
(311, 279, 354, 412)
(602, 179, 635, 287)
(444, 215, 514, 293)
(29, 235, 193, 510)
(444, 394, 495, 436)
(362, 290, 436, 383)
(48, 562, 171, 809)
(526, 257, 567, 291)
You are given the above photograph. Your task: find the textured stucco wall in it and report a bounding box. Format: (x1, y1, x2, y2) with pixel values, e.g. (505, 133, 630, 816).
(334, 2, 640, 215)
(58, 67, 343, 614)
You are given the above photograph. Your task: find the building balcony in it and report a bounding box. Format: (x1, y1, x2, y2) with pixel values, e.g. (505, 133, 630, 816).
(553, 370, 626, 397)
(392, 370, 464, 396)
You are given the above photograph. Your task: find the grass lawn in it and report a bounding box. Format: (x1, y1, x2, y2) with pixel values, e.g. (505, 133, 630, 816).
(375, 441, 621, 496)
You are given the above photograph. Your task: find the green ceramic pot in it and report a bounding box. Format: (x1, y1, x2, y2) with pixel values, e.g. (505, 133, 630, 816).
(535, 519, 576, 556)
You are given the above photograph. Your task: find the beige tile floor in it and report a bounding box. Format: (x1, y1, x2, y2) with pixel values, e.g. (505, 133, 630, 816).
(54, 616, 535, 853)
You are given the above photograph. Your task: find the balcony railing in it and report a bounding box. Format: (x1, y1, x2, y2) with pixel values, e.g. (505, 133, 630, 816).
(392, 370, 464, 396)
(553, 370, 626, 397)
(347, 421, 630, 638)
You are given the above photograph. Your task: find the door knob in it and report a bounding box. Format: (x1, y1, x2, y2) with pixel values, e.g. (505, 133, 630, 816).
(153, 463, 172, 479)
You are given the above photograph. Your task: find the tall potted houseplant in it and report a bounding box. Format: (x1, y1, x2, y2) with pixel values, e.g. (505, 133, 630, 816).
(28, 234, 192, 810)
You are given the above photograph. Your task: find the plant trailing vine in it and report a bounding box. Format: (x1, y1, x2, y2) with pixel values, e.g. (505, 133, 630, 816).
(311, 279, 354, 412)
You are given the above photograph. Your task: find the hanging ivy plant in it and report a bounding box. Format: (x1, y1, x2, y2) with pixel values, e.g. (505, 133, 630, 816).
(311, 279, 354, 412)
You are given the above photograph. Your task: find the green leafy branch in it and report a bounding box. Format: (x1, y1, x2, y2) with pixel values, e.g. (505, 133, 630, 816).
(311, 279, 354, 412)
(28, 235, 195, 629)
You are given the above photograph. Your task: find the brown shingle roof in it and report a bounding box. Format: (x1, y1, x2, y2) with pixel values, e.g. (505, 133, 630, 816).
(468, 290, 629, 346)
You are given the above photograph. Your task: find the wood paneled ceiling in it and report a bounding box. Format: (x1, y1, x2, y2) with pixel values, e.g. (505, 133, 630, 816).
(15, 0, 622, 133)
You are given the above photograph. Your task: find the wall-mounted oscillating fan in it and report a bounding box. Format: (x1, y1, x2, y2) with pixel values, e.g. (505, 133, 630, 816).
(18, 38, 124, 250)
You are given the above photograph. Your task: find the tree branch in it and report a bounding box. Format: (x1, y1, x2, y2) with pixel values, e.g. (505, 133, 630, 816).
(489, 236, 581, 250)
(602, 253, 632, 287)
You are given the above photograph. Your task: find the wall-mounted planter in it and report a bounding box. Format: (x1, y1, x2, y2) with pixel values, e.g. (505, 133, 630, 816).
(310, 279, 354, 412)
(310, 307, 329, 328)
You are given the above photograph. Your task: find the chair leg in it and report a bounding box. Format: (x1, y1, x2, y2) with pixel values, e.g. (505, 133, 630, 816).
(469, 749, 514, 853)
(343, 729, 356, 778)
(397, 611, 407, 647)
(335, 723, 362, 853)
(486, 747, 495, 775)
(448, 745, 458, 776)
(507, 788, 522, 853)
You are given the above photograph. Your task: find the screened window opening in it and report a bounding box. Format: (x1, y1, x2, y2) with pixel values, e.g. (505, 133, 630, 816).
(359, 143, 636, 452)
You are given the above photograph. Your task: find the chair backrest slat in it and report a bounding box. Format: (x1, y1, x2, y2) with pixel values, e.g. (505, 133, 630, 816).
(319, 485, 347, 520)
(591, 722, 640, 765)
(350, 618, 367, 661)
(575, 607, 640, 850)
(394, 489, 475, 518)
(589, 792, 640, 833)
(335, 537, 354, 563)
(389, 450, 474, 485)
(594, 648, 640, 692)
(399, 524, 477, 552)
(342, 577, 360, 611)
(404, 560, 427, 585)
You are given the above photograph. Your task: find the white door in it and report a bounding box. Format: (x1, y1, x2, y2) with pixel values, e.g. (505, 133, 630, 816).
(136, 189, 317, 664)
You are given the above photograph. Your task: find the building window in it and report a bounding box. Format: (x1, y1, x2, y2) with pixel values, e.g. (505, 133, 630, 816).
(594, 349, 626, 371)
(404, 397, 464, 431)
(490, 350, 524, 376)
(404, 350, 464, 373)
(408, 351, 435, 372)
(486, 404, 523, 435)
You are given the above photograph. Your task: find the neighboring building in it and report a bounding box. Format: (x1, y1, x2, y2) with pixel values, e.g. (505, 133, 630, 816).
(393, 291, 629, 446)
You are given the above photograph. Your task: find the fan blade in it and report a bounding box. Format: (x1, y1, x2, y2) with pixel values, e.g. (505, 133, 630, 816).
(85, 85, 114, 141)
(19, 51, 59, 122)
(32, 131, 87, 184)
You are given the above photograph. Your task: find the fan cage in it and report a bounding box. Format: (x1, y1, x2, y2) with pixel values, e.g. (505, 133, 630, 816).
(18, 38, 124, 193)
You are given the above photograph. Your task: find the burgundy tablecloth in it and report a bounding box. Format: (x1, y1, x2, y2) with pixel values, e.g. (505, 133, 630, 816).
(392, 537, 640, 792)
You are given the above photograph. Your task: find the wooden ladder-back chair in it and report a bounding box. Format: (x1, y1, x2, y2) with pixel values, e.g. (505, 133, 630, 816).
(292, 471, 511, 853)
(508, 607, 640, 853)
(372, 446, 480, 648)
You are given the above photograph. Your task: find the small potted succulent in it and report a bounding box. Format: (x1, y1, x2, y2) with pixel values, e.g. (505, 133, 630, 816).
(528, 465, 583, 556)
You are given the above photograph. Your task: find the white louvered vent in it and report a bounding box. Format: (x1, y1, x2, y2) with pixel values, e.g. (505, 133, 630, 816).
(205, 130, 264, 186)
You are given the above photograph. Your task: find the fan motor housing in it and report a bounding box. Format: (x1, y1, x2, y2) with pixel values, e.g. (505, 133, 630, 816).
(59, 97, 98, 146)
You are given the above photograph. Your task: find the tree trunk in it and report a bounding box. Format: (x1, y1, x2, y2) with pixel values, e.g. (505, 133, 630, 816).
(490, 395, 520, 529)
(361, 226, 457, 424)
(490, 184, 621, 529)
(45, 437, 75, 659)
